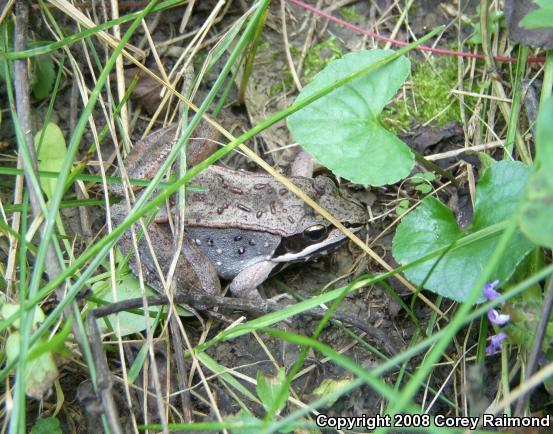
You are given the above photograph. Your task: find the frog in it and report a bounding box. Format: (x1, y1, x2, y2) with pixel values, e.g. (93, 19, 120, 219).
(109, 120, 366, 300)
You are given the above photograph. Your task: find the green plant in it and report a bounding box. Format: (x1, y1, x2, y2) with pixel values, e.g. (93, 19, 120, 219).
(392, 160, 532, 302)
(288, 49, 413, 185)
(467, 6, 505, 45)
(409, 171, 435, 194)
(340, 6, 362, 22)
(521, 0, 553, 29)
(385, 57, 462, 130)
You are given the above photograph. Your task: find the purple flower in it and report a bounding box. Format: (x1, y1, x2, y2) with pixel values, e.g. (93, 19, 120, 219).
(483, 280, 501, 302)
(487, 309, 510, 327)
(485, 332, 508, 355)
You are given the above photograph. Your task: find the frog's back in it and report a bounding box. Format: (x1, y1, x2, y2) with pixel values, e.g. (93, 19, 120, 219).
(184, 165, 365, 237)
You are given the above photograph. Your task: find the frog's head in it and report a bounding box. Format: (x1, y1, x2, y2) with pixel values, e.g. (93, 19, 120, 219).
(274, 176, 366, 262)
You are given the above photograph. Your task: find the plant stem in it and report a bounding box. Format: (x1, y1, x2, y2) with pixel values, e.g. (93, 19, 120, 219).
(505, 45, 528, 159)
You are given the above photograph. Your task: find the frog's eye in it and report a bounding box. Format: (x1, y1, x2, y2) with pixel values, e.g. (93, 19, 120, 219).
(304, 224, 327, 241)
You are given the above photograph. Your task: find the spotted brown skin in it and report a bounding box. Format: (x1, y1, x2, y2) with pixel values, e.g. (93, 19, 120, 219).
(184, 165, 366, 237)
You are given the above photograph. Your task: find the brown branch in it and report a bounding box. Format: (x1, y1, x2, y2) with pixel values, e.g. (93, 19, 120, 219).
(87, 315, 124, 434)
(90, 292, 398, 355)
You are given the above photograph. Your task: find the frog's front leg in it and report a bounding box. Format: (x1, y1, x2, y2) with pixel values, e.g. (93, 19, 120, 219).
(229, 260, 279, 300)
(291, 151, 314, 178)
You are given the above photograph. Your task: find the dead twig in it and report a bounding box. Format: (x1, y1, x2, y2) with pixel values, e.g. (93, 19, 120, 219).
(281, 0, 302, 91)
(86, 314, 124, 434)
(89, 292, 398, 355)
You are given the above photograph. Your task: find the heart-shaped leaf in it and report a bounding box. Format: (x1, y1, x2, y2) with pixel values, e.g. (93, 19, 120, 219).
(288, 49, 413, 186)
(393, 160, 533, 303)
(519, 97, 553, 247)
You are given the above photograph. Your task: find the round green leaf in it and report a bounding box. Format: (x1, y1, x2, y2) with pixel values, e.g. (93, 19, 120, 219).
(288, 49, 413, 186)
(393, 161, 533, 303)
(520, 170, 553, 247)
(521, 0, 553, 30)
(520, 97, 553, 247)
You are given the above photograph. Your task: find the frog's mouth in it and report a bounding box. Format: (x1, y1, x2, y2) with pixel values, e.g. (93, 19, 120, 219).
(272, 225, 363, 263)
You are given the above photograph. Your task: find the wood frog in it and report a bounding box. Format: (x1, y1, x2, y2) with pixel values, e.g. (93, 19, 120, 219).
(110, 121, 366, 300)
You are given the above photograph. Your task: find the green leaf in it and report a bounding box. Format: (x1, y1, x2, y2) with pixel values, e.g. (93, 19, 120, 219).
(392, 161, 533, 303)
(6, 333, 58, 399)
(91, 270, 166, 337)
(520, 97, 553, 247)
(31, 417, 62, 434)
(288, 49, 413, 185)
(468, 8, 505, 45)
(256, 369, 287, 414)
(31, 54, 55, 100)
(415, 184, 432, 194)
(410, 172, 435, 183)
(395, 199, 409, 216)
(312, 378, 354, 407)
(521, 0, 553, 29)
(28, 318, 72, 361)
(229, 411, 262, 434)
(34, 123, 67, 199)
(0, 303, 45, 330)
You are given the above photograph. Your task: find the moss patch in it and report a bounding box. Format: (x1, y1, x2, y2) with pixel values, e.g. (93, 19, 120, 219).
(384, 57, 461, 131)
(340, 5, 363, 22)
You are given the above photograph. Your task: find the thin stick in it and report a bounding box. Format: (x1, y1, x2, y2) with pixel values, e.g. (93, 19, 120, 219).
(89, 292, 398, 356)
(281, 0, 302, 91)
(425, 141, 504, 161)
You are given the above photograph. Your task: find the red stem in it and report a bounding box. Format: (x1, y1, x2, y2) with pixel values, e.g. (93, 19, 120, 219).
(287, 0, 545, 64)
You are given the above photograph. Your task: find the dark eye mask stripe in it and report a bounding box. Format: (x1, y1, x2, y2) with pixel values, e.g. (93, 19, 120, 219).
(272, 227, 361, 263)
